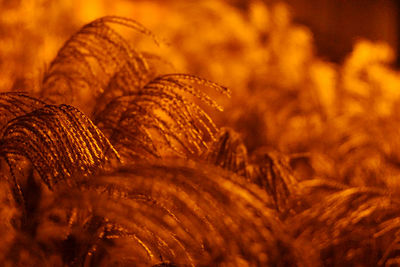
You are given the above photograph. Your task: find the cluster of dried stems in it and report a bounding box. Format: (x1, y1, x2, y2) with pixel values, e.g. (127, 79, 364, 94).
(0, 12, 400, 267)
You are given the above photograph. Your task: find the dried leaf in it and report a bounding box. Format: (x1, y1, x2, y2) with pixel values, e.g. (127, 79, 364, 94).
(95, 74, 230, 160)
(0, 104, 120, 191)
(42, 162, 317, 266)
(41, 16, 159, 115)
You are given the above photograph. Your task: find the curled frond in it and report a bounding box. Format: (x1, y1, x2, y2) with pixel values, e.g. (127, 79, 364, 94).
(203, 129, 299, 213)
(41, 16, 159, 115)
(0, 92, 46, 131)
(247, 149, 298, 213)
(203, 127, 248, 177)
(34, 161, 317, 267)
(0, 104, 120, 191)
(95, 74, 230, 160)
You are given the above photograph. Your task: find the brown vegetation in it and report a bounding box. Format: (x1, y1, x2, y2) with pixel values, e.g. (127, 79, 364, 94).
(1, 1, 400, 266)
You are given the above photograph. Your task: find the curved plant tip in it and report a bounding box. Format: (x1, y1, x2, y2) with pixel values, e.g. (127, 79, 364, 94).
(0, 104, 120, 208)
(41, 161, 318, 266)
(41, 16, 161, 115)
(95, 74, 230, 161)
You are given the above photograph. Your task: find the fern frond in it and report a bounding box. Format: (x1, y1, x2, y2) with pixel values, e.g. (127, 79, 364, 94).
(247, 149, 298, 213)
(204, 128, 300, 213)
(0, 104, 120, 191)
(36, 161, 316, 266)
(204, 127, 249, 177)
(41, 16, 159, 115)
(95, 74, 230, 160)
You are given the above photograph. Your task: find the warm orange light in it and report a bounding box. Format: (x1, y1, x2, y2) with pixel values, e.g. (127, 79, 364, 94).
(1, 1, 400, 266)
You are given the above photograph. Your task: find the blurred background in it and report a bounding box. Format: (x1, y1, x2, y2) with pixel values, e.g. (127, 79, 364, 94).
(3, 2, 400, 265)
(287, 0, 399, 64)
(2, 0, 400, 188)
(1, 0, 399, 89)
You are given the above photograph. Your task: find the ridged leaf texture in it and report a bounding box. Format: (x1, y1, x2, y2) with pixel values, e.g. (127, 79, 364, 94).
(41, 16, 159, 115)
(29, 162, 316, 267)
(0, 104, 120, 190)
(95, 74, 230, 160)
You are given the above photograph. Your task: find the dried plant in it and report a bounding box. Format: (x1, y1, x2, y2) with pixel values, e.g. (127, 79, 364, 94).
(7, 162, 317, 267)
(41, 16, 160, 115)
(0, 102, 120, 213)
(95, 74, 230, 160)
(247, 149, 298, 214)
(204, 127, 299, 213)
(2, 1, 400, 266)
(204, 127, 249, 177)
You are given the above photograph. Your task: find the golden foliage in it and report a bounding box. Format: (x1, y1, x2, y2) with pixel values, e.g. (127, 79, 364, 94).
(1, 1, 400, 266)
(95, 74, 229, 160)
